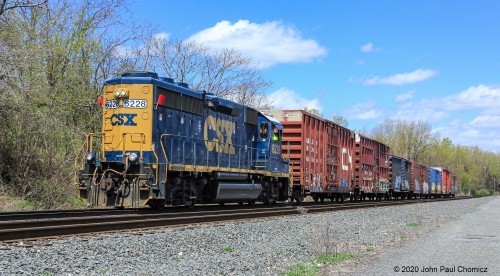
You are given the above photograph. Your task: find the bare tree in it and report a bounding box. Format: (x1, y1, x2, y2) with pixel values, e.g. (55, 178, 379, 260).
(0, 0, 47, 17)
(135, 37, 273, 110)
(371, 119, 437, 162)
(332, 115, 348, 127)
(304, 107, 323, 117)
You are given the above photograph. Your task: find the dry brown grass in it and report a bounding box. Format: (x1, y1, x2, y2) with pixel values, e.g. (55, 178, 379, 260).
(0, 193, 33, 212)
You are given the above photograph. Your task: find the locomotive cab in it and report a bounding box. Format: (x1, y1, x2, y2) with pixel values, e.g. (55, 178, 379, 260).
(257, 115, 287, 170)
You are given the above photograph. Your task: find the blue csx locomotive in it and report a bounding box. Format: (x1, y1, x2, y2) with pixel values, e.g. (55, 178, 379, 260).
(76, 72, 290, 208)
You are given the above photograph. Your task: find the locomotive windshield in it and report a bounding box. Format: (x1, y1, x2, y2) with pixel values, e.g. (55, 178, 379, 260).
(259, 123, 269, 139)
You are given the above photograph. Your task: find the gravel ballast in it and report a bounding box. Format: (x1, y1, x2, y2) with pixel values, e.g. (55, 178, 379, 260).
(0, 197, 494, 275)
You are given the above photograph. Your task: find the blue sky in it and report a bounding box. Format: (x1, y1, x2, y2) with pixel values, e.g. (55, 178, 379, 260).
(128, 0, 500, 152)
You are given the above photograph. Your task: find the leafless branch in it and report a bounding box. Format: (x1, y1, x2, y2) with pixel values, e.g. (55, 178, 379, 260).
(0, 0, 47, 17)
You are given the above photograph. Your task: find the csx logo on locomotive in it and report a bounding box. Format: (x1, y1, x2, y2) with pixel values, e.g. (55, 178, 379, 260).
(110, 113, 138, 126)
(203, 115, 235, 154)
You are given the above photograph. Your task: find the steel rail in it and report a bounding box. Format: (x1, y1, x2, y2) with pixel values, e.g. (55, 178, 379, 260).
(0, 197, 470, 243)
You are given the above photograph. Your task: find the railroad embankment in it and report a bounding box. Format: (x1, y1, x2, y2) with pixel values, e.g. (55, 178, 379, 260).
(0, 197, 494, 275)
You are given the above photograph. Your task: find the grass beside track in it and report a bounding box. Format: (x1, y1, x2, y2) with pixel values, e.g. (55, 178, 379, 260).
(284, 252, 358, 276)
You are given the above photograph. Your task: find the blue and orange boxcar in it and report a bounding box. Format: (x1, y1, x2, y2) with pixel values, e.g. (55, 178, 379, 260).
(429, 167, 443, 197)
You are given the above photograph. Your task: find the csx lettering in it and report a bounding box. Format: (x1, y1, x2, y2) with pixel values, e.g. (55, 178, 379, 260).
(110, 113, 138, 126)
(203, 115, 235, 154)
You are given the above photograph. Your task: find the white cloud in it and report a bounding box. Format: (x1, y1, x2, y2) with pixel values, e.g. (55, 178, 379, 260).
(268, 88, 322, 112)
(388, 84, 500, 151)
(440, 85, 500, 112)
(153, 32, 170, 42)
(434, 120, 500, 152)
(361, 69, 439, 86)
(187, 20, 327, 68)
(360, 42, 381, 53)
(113, 45, 136, 58)
(346, 101, 382, 120)
(113, 32, 171, 58)
(395, 91, 414, 102)
(470, 115, 500, 128)
(392, 108, 448, 123)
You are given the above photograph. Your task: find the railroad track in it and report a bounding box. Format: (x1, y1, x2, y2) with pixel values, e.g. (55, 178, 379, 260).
(0, 197, 469, 243)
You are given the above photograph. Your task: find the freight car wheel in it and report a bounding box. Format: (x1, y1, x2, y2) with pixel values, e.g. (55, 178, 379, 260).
(156, 201, 165, 209)
(147, 199, 165, 209)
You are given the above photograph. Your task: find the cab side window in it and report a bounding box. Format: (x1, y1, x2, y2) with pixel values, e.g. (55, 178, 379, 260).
(259, 123, 268, 139)
(272, 127, 279, 141)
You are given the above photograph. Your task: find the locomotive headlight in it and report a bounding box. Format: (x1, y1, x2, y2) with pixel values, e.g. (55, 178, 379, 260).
(114, 89, 129, 98)
(86, 152, 95, 161)
(128, 152, 138, 162)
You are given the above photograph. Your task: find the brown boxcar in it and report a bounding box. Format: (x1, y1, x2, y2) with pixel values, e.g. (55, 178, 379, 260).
(266, 110, 355, 202)
(441, 168, 452, 196)
(326, 120, 356, 196)
(354, 133, 391, 200)
(375, 139, 391, 197)
(412, 161, 429, 198)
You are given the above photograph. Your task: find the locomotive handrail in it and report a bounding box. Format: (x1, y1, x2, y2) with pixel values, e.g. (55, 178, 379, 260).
(74, 132, 105, 184)
(87, 132, 106, 161)
(121, 132, 146, 162)
(150, 144, 159, 185)
(159, 133, 172, 183)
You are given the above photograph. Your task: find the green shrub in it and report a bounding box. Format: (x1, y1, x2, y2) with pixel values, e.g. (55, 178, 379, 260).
(406, 222, 419, 227)
(284, 252, 358, 276)
(474, 189, 493, 197)
(285, 263, 318, 276)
